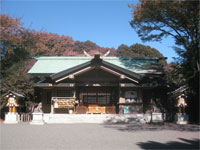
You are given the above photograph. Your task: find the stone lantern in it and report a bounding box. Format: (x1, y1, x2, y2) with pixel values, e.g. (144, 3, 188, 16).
(168, 86, 189, 124)
(175, 93, 188, 124)
(2, 90, 24, 124)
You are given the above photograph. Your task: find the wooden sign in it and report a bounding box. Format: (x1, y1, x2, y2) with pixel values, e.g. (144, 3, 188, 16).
(53, 98, 76, 109)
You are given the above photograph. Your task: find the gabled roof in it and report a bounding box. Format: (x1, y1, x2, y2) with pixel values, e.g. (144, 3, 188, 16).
(50, 55, 142, 83)
(2, 90, 24, 98)
(28, 57, 91, 74)
(28, 56, 165, 75)
(168, 86, 188, 97)
(50, 61, 91, 81)
(101, 60, 142, 81)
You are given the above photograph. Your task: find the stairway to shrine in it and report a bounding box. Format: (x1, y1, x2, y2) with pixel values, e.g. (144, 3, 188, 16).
(44, 114, 146, 124)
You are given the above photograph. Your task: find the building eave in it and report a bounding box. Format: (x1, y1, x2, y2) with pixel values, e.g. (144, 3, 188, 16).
(50, 54, 142, 84)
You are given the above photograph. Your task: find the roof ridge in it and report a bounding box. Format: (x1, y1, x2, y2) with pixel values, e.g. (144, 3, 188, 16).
(34, 56, 166, 60)
(35, 56, 92, 60)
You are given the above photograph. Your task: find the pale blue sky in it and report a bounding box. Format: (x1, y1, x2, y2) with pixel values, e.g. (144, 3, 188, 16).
(1, 0, 178, 62)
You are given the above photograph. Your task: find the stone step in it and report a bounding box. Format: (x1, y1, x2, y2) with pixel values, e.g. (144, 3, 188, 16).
(45, 114, 141, 124)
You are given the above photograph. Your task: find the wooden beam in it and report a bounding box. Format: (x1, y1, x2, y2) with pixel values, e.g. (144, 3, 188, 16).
(125, 76, 139, 84)
(55, 67, 92, 83)
(76, 83, 119, 87)
(100, 66, 121, 76)
(73, 66, 93, 76)
(100, 66, 139, 84)
(120, 83, 139, 87)
(55, 75, 71, 83)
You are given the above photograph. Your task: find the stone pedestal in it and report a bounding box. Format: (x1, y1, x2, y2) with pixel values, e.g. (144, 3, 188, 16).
(69, 110, 73, 114)
(152, 113, 163, 123)
(30, 113, 44, 125)
(175, 113, 188, 124)
(4, 113, 19, 124)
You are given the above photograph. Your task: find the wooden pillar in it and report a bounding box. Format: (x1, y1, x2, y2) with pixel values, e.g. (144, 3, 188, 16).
(116, 82, 120, 113)
(50, 95, 54, 114)
(51, 105, 54, 114)
(73, 89, 76, 98)
(73, 89, 76, 112)
(118, 84, 120, 104)
(51, 98, 54, 114)
(138, 88, 142, 103)
(76, 87, 80, 106)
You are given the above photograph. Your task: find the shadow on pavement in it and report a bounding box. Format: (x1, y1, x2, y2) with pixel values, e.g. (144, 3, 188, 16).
(137, 138, 200, 149)
(103, 122, 200, 132)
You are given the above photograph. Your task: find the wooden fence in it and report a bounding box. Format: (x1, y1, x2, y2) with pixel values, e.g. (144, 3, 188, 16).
(19, 113, 32, 122)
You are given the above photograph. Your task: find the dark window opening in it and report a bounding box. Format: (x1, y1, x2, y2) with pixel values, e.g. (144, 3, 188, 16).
(82, 92, 111, 105)
(57, 90, 73, 97)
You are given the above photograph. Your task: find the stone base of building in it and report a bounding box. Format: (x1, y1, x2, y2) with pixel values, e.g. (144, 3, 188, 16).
(30, 112, 44, 125)
(4, 113, 19, 124)
(42, 113, 164, 124)
(175, 113, 188, 124)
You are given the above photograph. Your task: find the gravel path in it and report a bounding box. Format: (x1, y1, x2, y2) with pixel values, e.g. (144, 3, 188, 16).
(0, 122, 199, 150)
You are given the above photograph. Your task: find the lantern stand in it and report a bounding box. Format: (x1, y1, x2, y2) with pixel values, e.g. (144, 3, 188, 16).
(3, 91, 24, 124)
(175, 94, 188, 124)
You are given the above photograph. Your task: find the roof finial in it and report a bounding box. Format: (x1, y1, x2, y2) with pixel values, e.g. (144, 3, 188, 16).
(83, 50, 91, 57)
(103, 50, 110, 57)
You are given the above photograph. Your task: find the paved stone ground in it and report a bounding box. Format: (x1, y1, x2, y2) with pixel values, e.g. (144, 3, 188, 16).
(0, 122, 199, 150)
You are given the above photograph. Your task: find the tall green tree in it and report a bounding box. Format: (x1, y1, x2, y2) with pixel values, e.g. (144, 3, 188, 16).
(0, 15, 38, 108)
(0, 15, 38, 76)
(129, 0, 199, 122)
(116, 43, 166, 65)
(117, 43, 163, 57)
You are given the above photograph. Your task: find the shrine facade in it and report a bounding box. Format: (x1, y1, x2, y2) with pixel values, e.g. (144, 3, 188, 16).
(28, 54, 166, 114)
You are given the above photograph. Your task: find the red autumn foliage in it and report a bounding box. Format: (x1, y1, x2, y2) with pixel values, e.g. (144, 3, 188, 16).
(31, 32, 116, 57)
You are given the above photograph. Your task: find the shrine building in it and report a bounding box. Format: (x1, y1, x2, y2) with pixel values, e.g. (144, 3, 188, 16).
(28, 54, 166, 114)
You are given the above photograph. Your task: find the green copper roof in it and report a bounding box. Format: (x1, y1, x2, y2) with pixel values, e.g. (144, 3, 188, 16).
(28, 56, 164, 74)
(28, 57, 91, 74)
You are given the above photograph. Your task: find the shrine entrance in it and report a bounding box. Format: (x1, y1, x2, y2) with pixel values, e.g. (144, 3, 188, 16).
(77, 86, 118, 114)
(35, 54, 143, 115)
